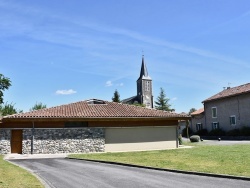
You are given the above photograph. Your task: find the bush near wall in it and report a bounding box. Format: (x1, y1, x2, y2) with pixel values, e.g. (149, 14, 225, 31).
(190, 135, 200, 142)
(240, 126, 250, 136)
(226, 129, 240, 136)
(191, 126, 250, 138)
(194, 129, 208, 136)
(208, 128, 226, 136)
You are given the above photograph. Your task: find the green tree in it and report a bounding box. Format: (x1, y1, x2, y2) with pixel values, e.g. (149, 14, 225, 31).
(112, 90, 120, 102)
(188, 108, 197, 115)
(0, 102, 22, 116)
(132, 102, 146, 107)
(154, 87, 172, 111)
(30, 102, 47, 111)
(0, 74, 12, 104)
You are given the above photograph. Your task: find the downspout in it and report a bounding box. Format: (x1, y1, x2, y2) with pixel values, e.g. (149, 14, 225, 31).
(31, 121, 34, 154)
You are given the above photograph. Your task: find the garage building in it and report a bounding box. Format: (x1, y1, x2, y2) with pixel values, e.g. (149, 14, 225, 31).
(0, 99, 189, 154)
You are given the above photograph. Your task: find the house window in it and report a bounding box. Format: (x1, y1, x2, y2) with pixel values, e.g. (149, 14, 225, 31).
(230, 115, 236, 126)
(212, 122, 219, 129)
(196, 123, 203, 131)
(212, 107, 217, 118)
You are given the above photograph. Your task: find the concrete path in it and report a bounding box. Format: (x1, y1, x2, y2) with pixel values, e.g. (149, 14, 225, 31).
(4, 145, 193, 160)
(4, 153, 68, 160)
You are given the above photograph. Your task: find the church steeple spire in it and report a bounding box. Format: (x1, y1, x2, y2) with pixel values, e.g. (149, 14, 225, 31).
(138, 55, 151, 81)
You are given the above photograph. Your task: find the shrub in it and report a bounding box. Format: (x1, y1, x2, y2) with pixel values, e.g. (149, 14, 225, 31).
(182, 127, 193, 137)
(208, 128, 226, 136)
(240, 126, 250, 136)
(194, 129, 208, 136)
(226, 129, 240, 136)
(190, 135, 200, 142)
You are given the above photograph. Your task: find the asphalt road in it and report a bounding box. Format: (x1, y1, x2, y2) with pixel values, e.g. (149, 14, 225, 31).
(10, 158, 250, 188)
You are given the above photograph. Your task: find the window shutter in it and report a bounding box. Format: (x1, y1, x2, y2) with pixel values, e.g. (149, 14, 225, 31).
(217, 122, 220, 129)
(211, 123, 214, 130)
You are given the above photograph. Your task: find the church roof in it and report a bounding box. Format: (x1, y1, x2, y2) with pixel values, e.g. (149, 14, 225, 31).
(137, 55, 151, 81)
(121, 96, 138, 104)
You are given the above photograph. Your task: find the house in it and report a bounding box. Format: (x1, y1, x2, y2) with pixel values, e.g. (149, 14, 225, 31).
(122, 55, 153, 108)
(191, 83, 250, 132)
(0, 99, 189, 154)
(190, 108, 205, 132)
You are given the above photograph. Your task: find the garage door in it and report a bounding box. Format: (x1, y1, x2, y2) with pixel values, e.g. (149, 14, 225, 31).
(105, 126, 177, 152)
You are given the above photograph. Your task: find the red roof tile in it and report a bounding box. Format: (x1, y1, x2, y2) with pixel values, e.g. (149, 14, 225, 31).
(190, 108, 204, 115)
(2, 99, 189, 120)
(203, 83, 250, 103)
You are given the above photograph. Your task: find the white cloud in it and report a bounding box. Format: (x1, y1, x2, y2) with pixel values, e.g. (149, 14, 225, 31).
(55, 89, 77, 95)
(116, 83, 124, 87)
(105, 81, 113, 87)
(171, 97, 177, 101)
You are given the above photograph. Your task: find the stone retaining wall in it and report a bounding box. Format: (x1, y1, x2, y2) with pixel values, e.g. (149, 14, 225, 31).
(22, 128, 105, 154)
(0, 128, 105, 154)
(0, 129, 11, 154)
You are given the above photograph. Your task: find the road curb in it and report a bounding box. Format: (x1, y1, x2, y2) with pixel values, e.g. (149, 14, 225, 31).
(67, 157, 250, 181)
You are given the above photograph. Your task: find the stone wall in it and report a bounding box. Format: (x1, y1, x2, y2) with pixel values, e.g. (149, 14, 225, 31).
(0, 129, 11, 154)
(22, 128, 105, 154)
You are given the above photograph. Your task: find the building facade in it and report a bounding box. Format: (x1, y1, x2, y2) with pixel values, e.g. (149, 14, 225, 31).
(191, 83, 250, 132)
(0, 99, 189, 154)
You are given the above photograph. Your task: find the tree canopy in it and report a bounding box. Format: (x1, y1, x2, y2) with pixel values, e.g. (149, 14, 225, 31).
(132, 101, 146, 107)
(0, 74, 11, 104)
(30, 102, 47, 111)
(188, 108, 197, 115)
(154, 87, 172, 111)
(112, 89, 120, 102)
(0, 102, 22, 116)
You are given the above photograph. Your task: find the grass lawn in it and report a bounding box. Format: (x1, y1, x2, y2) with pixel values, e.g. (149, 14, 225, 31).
(0, 155, 44, 188)
(69, 144, 250, 177)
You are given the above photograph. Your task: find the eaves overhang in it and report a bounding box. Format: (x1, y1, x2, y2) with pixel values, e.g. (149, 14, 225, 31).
(1, 116, 190, 123)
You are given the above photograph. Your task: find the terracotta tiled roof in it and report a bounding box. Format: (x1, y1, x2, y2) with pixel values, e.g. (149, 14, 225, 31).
(2, 99, 189, 120)
(203, 83, 250, 103)
(190, 108, 204, 116)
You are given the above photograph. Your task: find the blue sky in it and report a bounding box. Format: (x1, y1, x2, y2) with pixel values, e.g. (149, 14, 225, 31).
(1, 0, 250, 113)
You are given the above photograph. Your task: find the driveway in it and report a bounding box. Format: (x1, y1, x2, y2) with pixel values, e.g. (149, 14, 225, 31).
(9, 158, 249, 188)
(182, 137, 250, 146)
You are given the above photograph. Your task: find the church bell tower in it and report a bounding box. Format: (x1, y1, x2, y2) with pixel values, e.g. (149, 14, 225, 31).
(137, 55, 153, 108)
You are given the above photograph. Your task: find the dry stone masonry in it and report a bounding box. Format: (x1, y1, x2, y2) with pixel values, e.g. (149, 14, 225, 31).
(0, 129, 11, 154)
(0, 128, 105, 154)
